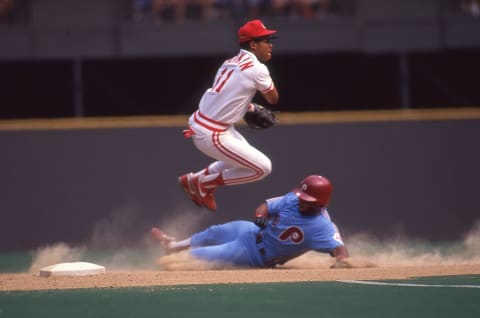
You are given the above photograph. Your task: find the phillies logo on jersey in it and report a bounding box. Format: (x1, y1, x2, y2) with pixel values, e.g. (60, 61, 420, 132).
(278, 226, 304, 244)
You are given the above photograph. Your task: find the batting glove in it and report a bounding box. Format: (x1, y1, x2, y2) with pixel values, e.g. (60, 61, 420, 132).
(254, 215, 267, 229)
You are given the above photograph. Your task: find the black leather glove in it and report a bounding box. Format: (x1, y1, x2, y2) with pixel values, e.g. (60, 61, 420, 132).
(244, 103, 277, 129)
(254, 215, 267, 229)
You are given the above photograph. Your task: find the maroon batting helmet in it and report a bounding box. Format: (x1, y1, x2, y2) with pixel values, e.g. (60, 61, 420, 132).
(292, 175, 333, 207)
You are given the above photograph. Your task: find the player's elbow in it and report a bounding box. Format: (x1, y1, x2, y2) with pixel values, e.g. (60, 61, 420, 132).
(267, 93, 279, 105)
(269, 97, 279, 105)
(262, 89, 279, 105)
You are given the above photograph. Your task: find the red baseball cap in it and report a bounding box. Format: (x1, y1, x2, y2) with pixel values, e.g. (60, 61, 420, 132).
(238, 19, 277, 44)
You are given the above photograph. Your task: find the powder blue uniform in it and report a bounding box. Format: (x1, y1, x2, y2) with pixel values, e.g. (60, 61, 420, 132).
(189, 192, 345, 267)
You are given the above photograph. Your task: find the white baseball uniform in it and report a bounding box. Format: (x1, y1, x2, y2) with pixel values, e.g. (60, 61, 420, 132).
(186, 49, 276, 185)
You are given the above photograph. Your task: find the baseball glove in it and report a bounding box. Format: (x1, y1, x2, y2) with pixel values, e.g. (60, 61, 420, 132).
(243, 103, 277, 129)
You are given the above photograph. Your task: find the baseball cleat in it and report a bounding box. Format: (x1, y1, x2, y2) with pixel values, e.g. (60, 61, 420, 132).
(150, 227, 176, 254)
(191, 174, 217, 212)
(178, 173, 202, 207)
(200, 190, 217, 212)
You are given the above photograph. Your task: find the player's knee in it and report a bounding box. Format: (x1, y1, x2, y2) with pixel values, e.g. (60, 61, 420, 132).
(196, 225, 223, 246)
(259, 158, 272, 178)
(205, 225, 221, 236)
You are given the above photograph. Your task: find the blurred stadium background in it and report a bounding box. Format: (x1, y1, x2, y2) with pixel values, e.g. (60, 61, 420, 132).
(1, 0, 479, 117)
(0, 0, 479, 252)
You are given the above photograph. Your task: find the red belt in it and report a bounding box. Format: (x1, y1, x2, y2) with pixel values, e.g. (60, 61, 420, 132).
(183, 111, 230, 139)
(194, 111, 229, 132)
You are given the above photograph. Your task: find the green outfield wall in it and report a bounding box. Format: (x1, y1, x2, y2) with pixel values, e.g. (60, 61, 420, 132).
(0, 112, 479, 251)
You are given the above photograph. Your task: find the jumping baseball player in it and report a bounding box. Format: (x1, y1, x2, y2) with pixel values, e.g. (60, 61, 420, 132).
(179, 19, 280, 211)
(153, 175, 351, 269)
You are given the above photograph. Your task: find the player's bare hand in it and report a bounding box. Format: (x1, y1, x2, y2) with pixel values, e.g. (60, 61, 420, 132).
(330, 258, 353, 269)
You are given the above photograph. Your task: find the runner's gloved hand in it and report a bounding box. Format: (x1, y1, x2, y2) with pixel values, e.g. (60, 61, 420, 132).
(254, 214, 267, 229)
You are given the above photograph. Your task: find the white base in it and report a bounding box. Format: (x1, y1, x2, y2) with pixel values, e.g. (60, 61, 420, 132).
(39, 262, 106, 277)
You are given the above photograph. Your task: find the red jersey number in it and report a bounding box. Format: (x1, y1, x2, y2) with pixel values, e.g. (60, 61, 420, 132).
(212, 54, 254, 93)
(213, 68, 234, 93)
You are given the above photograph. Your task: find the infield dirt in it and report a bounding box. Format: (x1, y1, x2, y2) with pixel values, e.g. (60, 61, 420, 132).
(3, 220, 480, 292)
(2, 263, 480, 291)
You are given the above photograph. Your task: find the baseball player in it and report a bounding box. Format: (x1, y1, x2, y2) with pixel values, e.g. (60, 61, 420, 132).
(179, 19, 279, 211)
(152, 175, 351, 269)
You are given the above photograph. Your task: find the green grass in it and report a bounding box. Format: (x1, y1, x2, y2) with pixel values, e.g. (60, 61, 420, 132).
(0, 277, 479, 318)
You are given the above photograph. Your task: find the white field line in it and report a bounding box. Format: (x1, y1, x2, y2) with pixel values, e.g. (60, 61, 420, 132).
(337, 280, 480, 289)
